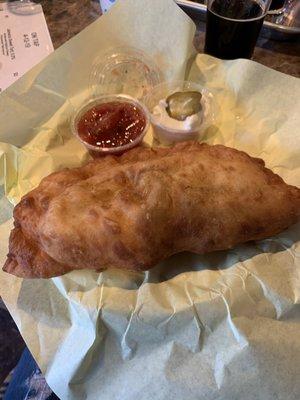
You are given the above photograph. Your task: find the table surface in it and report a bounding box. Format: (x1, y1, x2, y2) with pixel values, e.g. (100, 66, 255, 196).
(42, 0, 300, 78)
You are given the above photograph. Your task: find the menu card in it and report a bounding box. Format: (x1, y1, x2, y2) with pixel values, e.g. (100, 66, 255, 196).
(0, 2, 53, 92)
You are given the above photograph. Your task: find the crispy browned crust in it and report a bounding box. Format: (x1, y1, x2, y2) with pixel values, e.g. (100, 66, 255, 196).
(3, 142, 300, 279)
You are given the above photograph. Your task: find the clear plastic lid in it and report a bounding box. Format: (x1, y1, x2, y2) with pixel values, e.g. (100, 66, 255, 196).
(89, 47, 162, 100)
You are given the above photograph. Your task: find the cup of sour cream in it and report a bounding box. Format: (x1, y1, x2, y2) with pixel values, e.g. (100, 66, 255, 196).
(144, 81, 214, 145)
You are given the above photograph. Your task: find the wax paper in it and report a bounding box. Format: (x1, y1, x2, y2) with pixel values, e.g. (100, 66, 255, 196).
(0, 0, 300, 399)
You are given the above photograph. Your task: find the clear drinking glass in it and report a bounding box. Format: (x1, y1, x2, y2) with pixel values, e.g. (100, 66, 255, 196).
(7, 0, 41, 15)
(204, 0, 272, 60)
(99, 0, 117, 13)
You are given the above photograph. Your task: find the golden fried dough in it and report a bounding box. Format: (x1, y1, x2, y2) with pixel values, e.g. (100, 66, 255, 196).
(4, 142, 300, 278)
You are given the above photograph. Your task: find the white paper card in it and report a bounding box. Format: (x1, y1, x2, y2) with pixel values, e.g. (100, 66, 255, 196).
(0, 2, 53, 92)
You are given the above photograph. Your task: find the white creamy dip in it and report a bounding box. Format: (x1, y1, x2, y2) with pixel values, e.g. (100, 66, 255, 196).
(152, 99, 203, 132)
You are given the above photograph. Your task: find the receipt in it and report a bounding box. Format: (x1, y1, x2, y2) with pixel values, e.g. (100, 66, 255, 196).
(0, 2, 53, 92)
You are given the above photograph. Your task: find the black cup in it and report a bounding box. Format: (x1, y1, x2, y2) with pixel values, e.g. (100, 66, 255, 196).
(204, 0, 272, 60)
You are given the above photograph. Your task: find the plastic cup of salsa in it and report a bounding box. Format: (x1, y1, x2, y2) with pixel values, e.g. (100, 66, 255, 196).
(71, 94, 150, 156)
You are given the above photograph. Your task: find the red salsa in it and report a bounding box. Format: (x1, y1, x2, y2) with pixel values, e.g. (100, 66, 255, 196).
(77, 101, 147, 148)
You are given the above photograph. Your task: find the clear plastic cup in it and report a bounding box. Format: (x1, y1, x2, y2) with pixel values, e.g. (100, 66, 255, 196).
(71, 94, 150, 156)
(143, 81, 214, 145)
(89, 46, 162, 100)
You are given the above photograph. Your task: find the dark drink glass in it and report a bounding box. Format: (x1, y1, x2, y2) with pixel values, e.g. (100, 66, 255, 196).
(269, 0, 285, 10)
(268, 0, 285, 14)
(204, 0, 272, 60)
